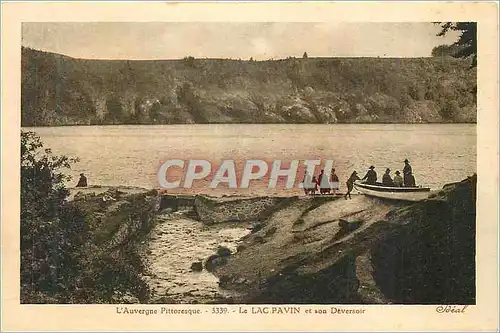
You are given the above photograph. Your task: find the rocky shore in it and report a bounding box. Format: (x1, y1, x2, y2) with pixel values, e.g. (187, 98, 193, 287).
(71, 174, 476, 304)
(213, 175, 477, 304)
(67, 186, 159, 303)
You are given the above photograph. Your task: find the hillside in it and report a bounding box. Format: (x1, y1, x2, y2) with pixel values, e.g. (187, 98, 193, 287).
(21, 47, 477, 126)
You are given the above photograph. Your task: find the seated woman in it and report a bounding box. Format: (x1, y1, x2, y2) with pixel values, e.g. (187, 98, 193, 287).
(393, 170, 403, 187)
(382, 168, 394, 186)
(76, 173, 88, 187)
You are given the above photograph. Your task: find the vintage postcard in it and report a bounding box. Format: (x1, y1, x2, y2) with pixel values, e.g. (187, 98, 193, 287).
(1, 1, 498, 332)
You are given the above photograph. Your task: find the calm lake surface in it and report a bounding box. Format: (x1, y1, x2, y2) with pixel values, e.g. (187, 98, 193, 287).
(25, 124, 477, 195)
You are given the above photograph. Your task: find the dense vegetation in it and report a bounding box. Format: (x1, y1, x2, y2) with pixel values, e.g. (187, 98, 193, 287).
(21, 131, 155, 303)
(436, 22, 477, 67)
(22, 47, 476, 126)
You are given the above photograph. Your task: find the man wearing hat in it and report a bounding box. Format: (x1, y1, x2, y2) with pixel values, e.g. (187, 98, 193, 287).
(362, 165, 377, 185)
(393, 170, 403, 187)
(382, 168, 394, 186)
(76, 173, 88, 187)
(403, 159, 415, 186)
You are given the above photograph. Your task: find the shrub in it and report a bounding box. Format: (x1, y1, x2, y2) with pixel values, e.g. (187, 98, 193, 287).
(21, 131, 84, 302)
(20, 132, 152, 303)
(183, 56, 196, 68)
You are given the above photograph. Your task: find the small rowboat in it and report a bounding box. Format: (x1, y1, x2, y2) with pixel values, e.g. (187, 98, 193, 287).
(353, 180, 431, 202)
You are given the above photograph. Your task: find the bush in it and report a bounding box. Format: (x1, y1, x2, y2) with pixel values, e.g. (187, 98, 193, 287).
(20, 132, 153, 303)
(183, 56, 196, 68)
(21, 131, 84, 302)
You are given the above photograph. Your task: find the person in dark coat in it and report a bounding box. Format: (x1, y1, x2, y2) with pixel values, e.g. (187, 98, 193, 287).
(403, 159, 415, 187)
(330, 168, 340, 195)
(318, 169, 324, 183)
(76, 173, 88, 187)
(407, 174, 416, 187)
(382, 168, 394, 186)
(303, 171, 313, 195)
(345, 171, 360, 200)
(403, 158, 412, 175)
(362, 166, 377, 185)
(310, 176, 318, 195)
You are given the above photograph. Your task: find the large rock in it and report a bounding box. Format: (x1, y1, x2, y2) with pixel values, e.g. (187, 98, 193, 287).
(216, 246, 232, 258)
(205, 255, 227, 272)
(191, 261, 203, 272)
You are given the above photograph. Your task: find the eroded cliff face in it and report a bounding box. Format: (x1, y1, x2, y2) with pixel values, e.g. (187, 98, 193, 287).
(22, 47, 477, 126)
(213, 175, 476, 304)
(68, 187, 160, 303)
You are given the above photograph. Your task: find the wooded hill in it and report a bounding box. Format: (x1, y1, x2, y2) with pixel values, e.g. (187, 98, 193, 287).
(21, 47, 477, 126)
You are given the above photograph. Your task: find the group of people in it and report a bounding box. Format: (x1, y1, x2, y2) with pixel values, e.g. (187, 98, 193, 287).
(302, 168, 340, 195)
(304, 159, 418, 200)
(361, 159, 416, 187)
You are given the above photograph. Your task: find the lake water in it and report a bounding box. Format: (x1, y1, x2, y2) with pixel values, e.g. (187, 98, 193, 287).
(24, 124, 476, 195)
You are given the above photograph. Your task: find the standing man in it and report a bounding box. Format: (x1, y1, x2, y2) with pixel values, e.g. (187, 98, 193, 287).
(362, 166, 377, 185)
(403, 159, 415, 187)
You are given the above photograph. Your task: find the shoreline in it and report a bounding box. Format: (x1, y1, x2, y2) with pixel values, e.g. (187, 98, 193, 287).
(211, 175, 477, 304)
(68, 185, 363, 202)
(23, 122, 478, 128)
(65, 175, 476, 304)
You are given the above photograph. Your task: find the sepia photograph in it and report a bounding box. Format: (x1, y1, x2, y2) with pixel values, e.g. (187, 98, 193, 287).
(19, 21, 478, 305)
(2, 2, 498, 332)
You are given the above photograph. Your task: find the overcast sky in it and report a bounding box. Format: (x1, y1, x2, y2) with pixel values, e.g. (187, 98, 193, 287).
(22, 22, 460, 60)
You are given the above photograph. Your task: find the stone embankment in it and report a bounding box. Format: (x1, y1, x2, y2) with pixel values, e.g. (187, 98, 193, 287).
(193, 195, 292, 225)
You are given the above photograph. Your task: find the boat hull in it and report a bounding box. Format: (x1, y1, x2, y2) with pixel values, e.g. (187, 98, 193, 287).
(353, 181, 431, 202)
